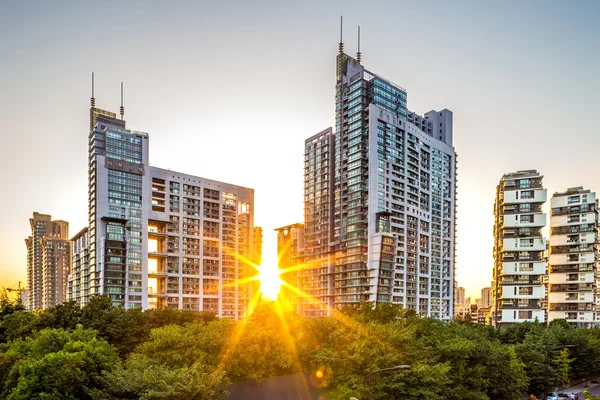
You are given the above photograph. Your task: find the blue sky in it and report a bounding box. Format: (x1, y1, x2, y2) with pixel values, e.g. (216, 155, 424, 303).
(1, 0, 599, 299)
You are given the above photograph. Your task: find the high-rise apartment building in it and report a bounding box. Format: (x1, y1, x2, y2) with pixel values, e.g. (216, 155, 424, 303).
(302, 128, 336, 316)
(479, 286, 492, 309)
(298, 36, 457, 319)
(25, 212, 69, 310)
(548, 187, 598, 327)
(71, 94, 257, 318)
(492, 170, 547, 327)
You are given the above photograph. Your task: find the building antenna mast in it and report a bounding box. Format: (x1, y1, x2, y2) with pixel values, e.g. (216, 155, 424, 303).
(339, 15, 344, 54)
(91, 72, 95, 107)
(120, 82, 124, 120)
(357, 26, 361, 63)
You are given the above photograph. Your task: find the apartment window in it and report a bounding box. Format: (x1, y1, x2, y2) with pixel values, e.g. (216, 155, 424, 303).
(520, 190, 534, 199)
(519, 263, 534, 272)
(518, 310, 533, 319)
(519, 228, 532, 236)
(519, 238, 534, 247)
(518, 287, 533, 295)
(520, 215, 534, 223)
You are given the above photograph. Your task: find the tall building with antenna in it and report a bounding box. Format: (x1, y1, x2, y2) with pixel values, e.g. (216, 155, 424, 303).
(70, 75, 258, 317)
(298, 20, 457, 319)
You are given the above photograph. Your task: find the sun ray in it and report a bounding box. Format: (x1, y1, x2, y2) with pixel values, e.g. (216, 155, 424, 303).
(208, 289, 263, 385)
(221, 275, 260, 288)
(272, 299, 313, 396)
(279, 281, 406, 356)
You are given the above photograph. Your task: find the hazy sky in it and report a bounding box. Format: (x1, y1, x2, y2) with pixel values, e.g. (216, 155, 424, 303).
(1, 0, 599, 300)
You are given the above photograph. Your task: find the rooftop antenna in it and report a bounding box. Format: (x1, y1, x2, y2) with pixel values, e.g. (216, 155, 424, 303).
(339, 15, 344, 54)
(91, 72, 95, 107)
(120, 82, 124, 120)
(356, 26, 361, 63)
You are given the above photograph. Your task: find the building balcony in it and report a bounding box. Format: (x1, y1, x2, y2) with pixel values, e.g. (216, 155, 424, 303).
(148, 288, 166, 296)
(148, 269, 167, 277)
(148, 249, 167, 257)
(549, 304, 593, 312)
(549, 283, 594, 292)
(550, 264, 595, 274)
(499, 279, 542, 286)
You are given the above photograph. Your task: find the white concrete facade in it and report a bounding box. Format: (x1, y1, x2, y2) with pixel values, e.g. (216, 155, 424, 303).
(492, 170, 547, 327)
(548, 188, 598, 327)
(70, 105, 256, 319)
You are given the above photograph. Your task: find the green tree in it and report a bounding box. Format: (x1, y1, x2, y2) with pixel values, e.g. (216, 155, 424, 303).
(90, 320, 231, 400)
(4, 325, 119, 399)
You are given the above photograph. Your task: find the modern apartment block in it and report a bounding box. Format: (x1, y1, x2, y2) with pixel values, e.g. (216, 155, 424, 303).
(477, 286, 492, 309)
(25, 212, 70, 310)
(69, 96, 257, 318)
(302, 128, 335, 316)
(454, 286, 471, 319)
(492, 170, 547, 327)
(548, 187, 598, 327)
(297, 36, 457, 319)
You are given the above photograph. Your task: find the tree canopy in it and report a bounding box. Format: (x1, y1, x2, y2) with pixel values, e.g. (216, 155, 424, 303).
(1, 295, 598, 399)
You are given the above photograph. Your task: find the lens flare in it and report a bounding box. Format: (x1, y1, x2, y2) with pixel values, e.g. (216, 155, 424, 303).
(258, 264, 282, 301)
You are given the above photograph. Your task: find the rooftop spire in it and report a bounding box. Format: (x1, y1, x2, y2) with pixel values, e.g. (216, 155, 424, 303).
(120, 82, 124, 120)
(356, 26, 361, 63)
(91, 72, 95, 107)
(339, 15, 344, 54)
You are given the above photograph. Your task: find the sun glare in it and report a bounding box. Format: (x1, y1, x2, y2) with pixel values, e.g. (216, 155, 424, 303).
(258, 264, 282, 301)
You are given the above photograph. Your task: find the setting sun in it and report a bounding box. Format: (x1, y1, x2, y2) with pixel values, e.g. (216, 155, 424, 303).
(258, 264, 282, 301)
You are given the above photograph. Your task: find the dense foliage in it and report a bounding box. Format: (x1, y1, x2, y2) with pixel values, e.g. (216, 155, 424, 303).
(1, 294, 600, 399)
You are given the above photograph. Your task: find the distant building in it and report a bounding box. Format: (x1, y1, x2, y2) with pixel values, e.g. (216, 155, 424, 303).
(275, 223, 304, 311)
(548, 187, 598, 327)
(477, 307, 491, 325)
(470, 303, 479, 322)
(25, 212, 69, 310)
(479, 286, 492, 309)
(492, 170, 547, 328)
(253, 227, 263, 266)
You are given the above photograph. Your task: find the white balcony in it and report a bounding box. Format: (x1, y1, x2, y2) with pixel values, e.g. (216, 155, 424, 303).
(549, 252, 595, 265)
(550, 232, 596, 246)
(503, 213, 546, 228)
(502, 261, 546, 275)
(548, 272, 595, 284)
(501, 285, 545, 299)
(503, 238, 546, 251)
(548, 311, 594, 323)
(551, 213, 596, 227)
(503, 189, 547, 204)
(549, 292, 594, 303)
(501, 309, 545, 323)
(551, 193, 596, 208)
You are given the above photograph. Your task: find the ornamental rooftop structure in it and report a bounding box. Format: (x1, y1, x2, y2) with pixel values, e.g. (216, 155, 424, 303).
(298, 32, 457, 319)
(548, 187, 599, 327)
(492, 170, 547, 328)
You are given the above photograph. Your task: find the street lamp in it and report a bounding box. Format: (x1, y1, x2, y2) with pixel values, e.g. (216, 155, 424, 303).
(364, 365, 411, 399)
